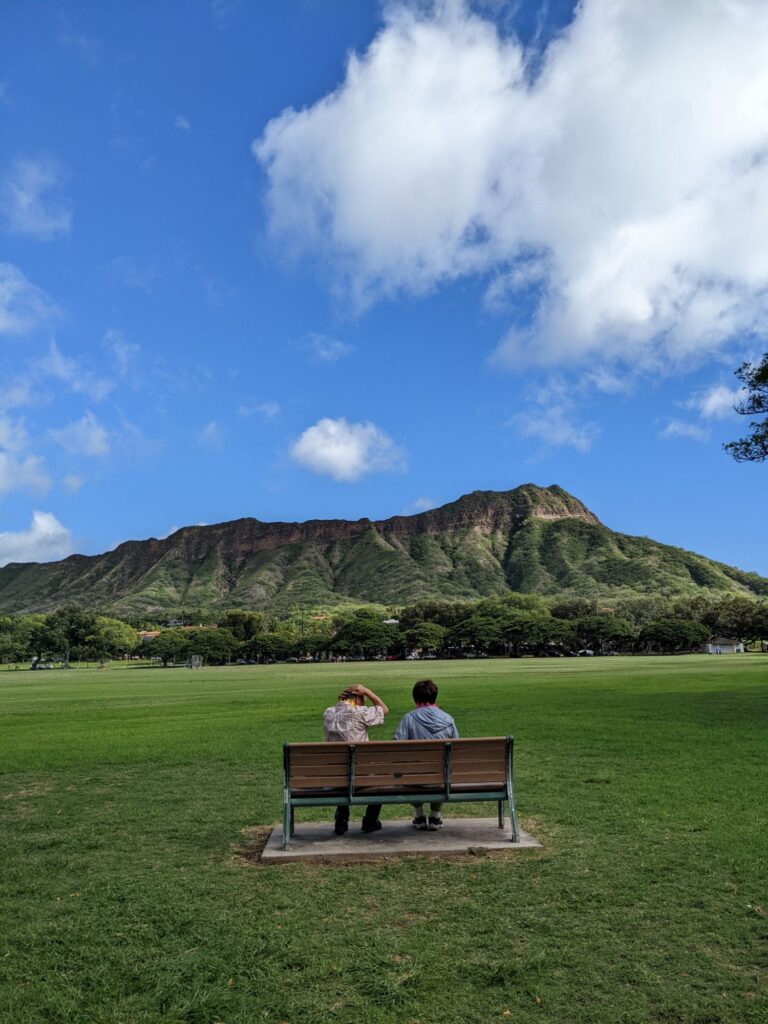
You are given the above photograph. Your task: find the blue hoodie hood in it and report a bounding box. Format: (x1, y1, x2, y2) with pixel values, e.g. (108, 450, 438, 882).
(394, 705, 459, 741)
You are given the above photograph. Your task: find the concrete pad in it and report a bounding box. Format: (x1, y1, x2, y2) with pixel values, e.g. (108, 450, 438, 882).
(261, 817, 542, 863)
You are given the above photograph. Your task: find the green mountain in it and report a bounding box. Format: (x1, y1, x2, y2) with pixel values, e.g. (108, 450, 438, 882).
(0, 484, 765, 614)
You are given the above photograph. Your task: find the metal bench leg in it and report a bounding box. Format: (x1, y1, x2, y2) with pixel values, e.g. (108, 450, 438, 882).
(498, 800, 504, 829)
(506, 738, 520, 843)
(289, 805, 295, 837)
(508, 797, 520, 843)
(282, 796, 290, 850)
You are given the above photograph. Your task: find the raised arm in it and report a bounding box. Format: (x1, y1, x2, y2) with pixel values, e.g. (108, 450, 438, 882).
(349, 684, 389, 716)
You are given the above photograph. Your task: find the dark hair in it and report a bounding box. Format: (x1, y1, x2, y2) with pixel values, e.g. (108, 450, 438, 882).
(413, 679, 438, 704)
(338, 688, 363, 704)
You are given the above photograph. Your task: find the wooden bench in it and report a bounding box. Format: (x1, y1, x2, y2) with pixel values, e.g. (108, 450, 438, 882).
(282, 736, 519, 848)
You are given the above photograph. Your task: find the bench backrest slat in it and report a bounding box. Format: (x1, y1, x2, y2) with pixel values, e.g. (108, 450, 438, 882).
(286, 737, 509, 794)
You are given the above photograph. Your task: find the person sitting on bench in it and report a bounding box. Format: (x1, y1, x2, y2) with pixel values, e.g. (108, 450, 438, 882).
(323, 684, 389, 835)
(394, 679, 459, 830)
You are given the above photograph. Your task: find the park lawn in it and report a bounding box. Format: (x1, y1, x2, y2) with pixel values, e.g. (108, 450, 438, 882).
(0, 656, 766, 1024)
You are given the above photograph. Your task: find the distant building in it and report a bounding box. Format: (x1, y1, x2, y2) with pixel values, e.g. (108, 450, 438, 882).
(703, 638, 745, 654)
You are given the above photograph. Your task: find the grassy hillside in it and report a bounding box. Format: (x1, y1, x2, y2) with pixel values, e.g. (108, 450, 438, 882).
(0, 485, 765, 614)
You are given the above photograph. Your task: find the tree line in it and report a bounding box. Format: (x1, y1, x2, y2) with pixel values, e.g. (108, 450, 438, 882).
(2, 592, 765, 668)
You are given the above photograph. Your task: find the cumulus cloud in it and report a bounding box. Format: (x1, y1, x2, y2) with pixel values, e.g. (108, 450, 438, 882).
(175, 114, 192, 133)
(0, 451, 50, 497)
(49, 411, 110, 456)
(256, 0, 768, 375)
(686, 384, 747, 420)
(290, 417, 405, 481)
(0, 263, 56, 336)
(2, 157, 72, 239)
(660, 420, 710, 443)
(0, 511, 72, 566)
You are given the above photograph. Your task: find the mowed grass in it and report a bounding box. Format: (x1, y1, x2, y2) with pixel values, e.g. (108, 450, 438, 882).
(1, 657, 766, 1024)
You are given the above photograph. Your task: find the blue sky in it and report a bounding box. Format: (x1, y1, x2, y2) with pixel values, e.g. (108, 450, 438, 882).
(1, 0, 766, 576)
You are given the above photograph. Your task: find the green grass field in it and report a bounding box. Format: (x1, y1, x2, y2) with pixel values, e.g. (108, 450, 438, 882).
(1, 656, 766, 1024)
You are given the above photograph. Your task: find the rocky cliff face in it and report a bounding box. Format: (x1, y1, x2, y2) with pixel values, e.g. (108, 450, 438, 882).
(0, 484, 763, 613)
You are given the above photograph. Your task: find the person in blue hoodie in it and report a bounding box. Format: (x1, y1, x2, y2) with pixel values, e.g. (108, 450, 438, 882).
(394, 679, 459, 830)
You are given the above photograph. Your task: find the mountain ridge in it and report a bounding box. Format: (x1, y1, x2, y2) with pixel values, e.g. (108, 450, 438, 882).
(0, 484, 765, 613)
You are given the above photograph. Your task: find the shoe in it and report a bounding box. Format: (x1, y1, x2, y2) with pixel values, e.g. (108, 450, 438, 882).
(428, 815, 443, 830)
(361, 820, 382, 833)
(334, 822, 348, 835)
(412, 815, 428, 830)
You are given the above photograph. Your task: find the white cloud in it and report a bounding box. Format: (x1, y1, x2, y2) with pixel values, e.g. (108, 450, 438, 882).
(0, 511, 72, 566)
(510, 375, 599, 453)
(49, 411, 110, 457)
(198, 420, 224, 450)
(103, 328, 140, 376)
(514, 406, 599, 453)
(175, 115, 192, 133)
(2, 158, 72, 239)
(686, 384, 747, 420)
(308, 333, 353, 362)
(256, 0, 768, 376)
(0, 414, 28, 452)
(61, 473, 84, 493)
(238, 400, 280, 419)
(36, 341, 113, 402)
(0, 263, 56, 336)
(290, 417, 405, 481)
(111, 256, 157, 294)
(0, 451, 50, 497)
(0, 377, 34, 410)
(660, 420, 710, 443)
(403, 496, 437, 514)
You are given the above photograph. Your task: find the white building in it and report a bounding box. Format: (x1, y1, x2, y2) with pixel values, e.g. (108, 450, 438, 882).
(704, 637, 745, 654)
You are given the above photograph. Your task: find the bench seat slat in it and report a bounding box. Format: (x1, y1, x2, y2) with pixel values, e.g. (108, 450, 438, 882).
(288, 749, 348, 765)
(290, 774, 349, 787)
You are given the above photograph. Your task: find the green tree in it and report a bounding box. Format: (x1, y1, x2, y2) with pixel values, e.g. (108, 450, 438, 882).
(183, 628, 239, 665)
(639, 619, 709, 654)
(331, 611, 399, 658)
(724, 353, 768, 462)
(700, 595, 759, 640)
(549, 597, 599, 621)
(45, 606, 98, 666)
(143, 629, 189, 666)
(398, 600, 476, 630)
(86, 617, 138, 664)
(403, 622, 447, 655)
(575, 615, 635, 653)
(246, 632, 294, 662)
(218, 610, 266, 642)
(446, 614, 504, 655)
(502, 612, 575, 657)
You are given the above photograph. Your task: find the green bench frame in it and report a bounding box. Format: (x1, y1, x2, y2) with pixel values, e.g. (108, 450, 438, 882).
(282, 735, 519, 849)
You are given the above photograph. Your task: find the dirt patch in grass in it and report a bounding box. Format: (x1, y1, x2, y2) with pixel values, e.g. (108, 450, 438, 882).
(2, 782, 52, 800)
(230, 824, 274, 866)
